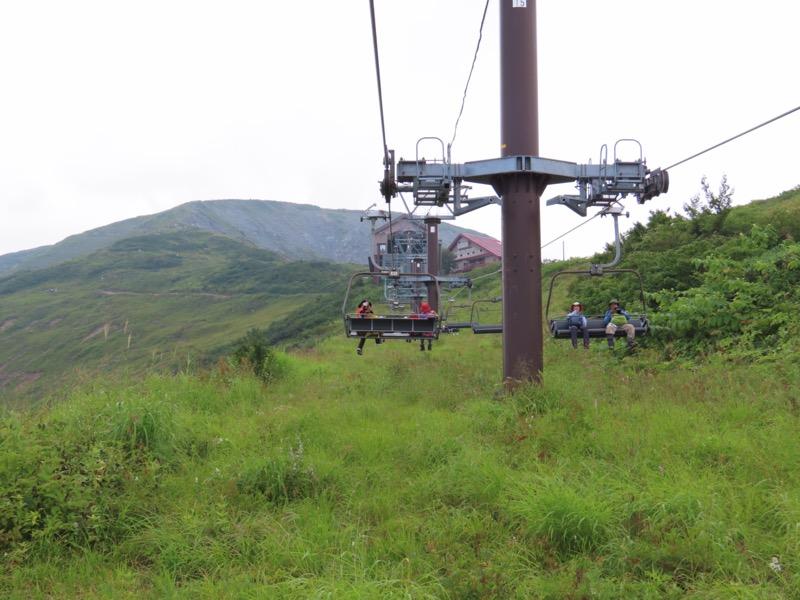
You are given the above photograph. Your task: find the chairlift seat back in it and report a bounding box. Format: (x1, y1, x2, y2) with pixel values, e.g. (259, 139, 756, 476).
(345, 314, 440, 339)
(472, 323, 503, 334)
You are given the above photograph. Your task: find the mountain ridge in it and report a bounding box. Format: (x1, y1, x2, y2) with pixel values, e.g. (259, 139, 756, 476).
(0, 199, 486, 275)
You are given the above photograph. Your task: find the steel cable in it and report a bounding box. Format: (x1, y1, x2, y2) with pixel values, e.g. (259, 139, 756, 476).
(368, 0, 390, 168)
(664, 104, 800, 171)
(450, 0, 491, 149)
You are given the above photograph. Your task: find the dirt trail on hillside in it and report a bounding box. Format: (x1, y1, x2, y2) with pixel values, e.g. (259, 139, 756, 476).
(100, 290, 231, 299)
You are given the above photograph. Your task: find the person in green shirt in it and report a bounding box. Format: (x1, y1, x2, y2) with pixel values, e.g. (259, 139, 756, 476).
(603, 298, 638, 349)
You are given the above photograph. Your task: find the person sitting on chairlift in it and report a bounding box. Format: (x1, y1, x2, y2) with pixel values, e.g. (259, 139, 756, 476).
(356, 300, 382, 355)
(604, 299, 638, 349)
(566, 301, 590, 349)
(418, 301, 437, 351)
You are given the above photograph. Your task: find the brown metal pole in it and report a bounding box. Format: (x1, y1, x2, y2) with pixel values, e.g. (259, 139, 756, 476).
(499, 0, 544, 385)
(425, 217, 441, 313)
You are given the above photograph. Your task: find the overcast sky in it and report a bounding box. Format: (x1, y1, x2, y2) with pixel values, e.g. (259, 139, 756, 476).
(1, 1, 798, 260)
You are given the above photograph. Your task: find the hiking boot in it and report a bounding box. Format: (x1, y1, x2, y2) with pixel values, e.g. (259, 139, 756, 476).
(606, 335, 615, 349)
(627, 339, 639, 348)
(356, 347, 362, 355)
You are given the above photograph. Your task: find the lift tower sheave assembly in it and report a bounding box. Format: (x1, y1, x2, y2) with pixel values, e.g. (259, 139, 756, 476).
(375, 0, 669, 385)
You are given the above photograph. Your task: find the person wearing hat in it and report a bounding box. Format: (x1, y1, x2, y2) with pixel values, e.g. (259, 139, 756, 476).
(566, 301, 590, 349)
(356, 300, 382, 355)
(603, 299, 638, 349)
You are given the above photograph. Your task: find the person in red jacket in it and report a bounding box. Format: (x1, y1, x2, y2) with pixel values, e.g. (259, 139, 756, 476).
(418, 301, 437, 351)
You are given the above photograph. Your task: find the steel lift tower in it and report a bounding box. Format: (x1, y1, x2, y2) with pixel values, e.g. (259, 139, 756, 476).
(377, 1, 669, 385)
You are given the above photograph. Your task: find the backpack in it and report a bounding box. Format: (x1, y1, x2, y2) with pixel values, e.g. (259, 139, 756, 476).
(567, 314, 583, 328)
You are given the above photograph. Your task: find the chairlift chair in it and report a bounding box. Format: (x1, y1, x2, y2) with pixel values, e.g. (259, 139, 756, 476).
(469, 297, 503, 334)
(544, 199, 649, 340)
(343, 271, 441, 341)
(441, 302, 473, 333)
(545, 268, 649, 340)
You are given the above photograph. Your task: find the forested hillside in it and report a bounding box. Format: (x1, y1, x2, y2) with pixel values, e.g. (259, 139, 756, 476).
(566, 183, 800, 361)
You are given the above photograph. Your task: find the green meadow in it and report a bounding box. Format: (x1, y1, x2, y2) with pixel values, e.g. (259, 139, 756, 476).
(2, 186, 800, 597)
(1, 329, 798, 598)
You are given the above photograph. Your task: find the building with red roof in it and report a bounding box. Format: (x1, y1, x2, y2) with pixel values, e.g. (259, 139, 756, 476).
(448, 233, 502, 273)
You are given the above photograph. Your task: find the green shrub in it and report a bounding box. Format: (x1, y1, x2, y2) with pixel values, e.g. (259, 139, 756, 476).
(229, 328, 287, 383)
(652, 225, 800, 359)
(0, 414, 151, 552)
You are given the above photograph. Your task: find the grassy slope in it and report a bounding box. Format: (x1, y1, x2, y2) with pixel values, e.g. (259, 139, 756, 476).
(3, 189, 800, 596)
(1, 266, 798, 598)
(0, 230, 356, 406)
(2, 331, 798, 598)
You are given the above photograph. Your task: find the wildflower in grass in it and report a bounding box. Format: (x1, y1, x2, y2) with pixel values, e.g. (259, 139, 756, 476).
(237, 438, 318, 502)
(770, 556, 782, 572)
(289, 438, 304, 475)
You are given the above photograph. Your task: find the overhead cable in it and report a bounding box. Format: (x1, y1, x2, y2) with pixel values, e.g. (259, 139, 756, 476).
(543, 104, 800, 250)
(472, 267, 502, 281)
(450, 0, 491, 149)
(541, 212, 601, 250)
(665, 104, 800, 171)
(368, 0, 390, 167)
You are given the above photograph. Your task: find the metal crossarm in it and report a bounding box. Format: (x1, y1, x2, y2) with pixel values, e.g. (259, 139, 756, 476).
(397, 155, 578, 188)
(392, 139, 668, 218)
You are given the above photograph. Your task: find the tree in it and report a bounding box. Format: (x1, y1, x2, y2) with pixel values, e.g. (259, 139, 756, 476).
(440, 247, 456, 275)
(683, 176, 734, 235)
(683, 175, 732, 217)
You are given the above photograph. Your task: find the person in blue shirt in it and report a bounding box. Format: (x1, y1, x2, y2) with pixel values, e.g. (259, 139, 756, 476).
(566, 301, 590, 349)
(604, 298, 638, 349)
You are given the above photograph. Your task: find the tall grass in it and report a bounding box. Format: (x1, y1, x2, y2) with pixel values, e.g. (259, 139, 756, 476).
(1, 332, 798, 598)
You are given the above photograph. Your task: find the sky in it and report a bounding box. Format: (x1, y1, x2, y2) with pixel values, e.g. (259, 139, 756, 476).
(1, 0, 798, 260)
